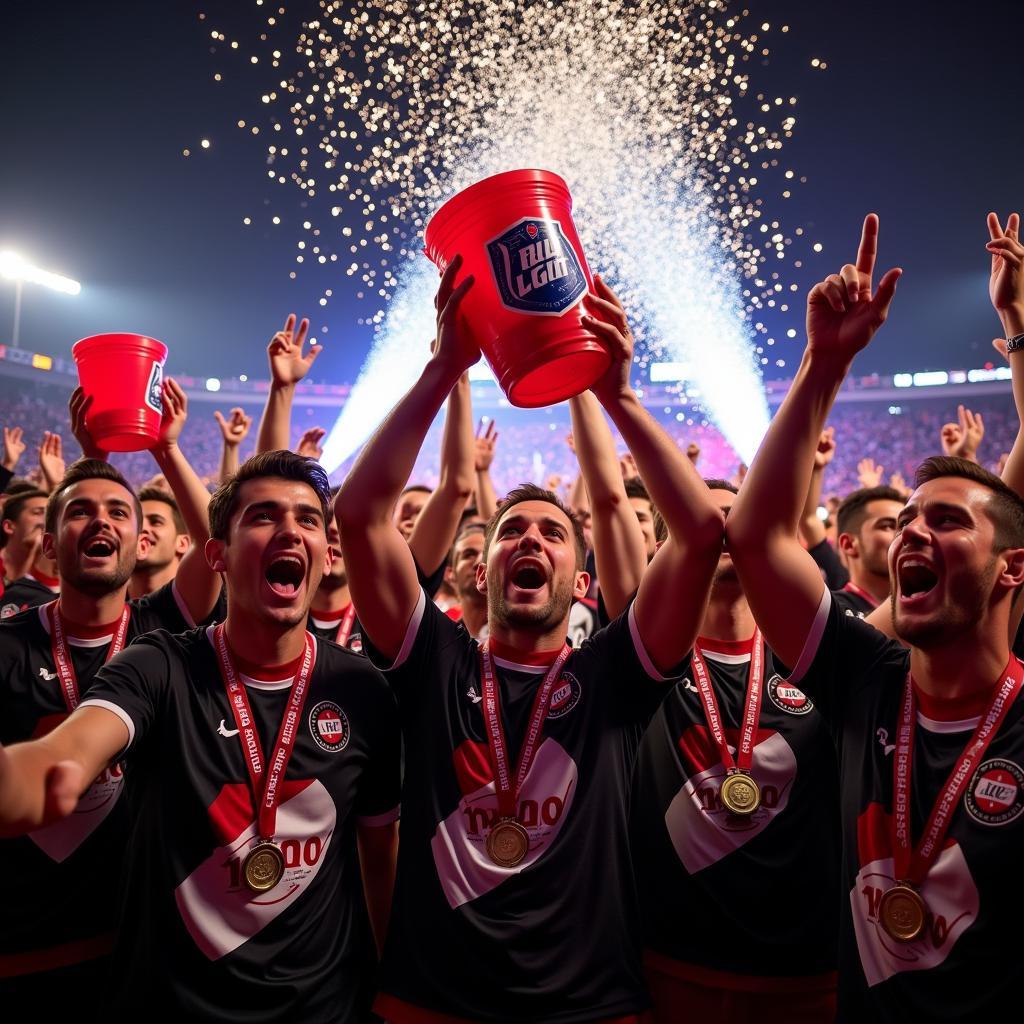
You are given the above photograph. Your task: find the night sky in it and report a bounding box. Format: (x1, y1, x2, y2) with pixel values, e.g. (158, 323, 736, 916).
(2, 0, 1022, 387)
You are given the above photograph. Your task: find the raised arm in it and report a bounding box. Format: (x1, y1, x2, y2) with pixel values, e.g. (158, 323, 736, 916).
(800, 427, 834, 549)
(727, 214, 901, 667)
(583, 275, 724, 672)
(568, 391, 646, 619)
(0, 707, 127, 835)
(407, 371, 476, 576)
(473, 419, 499, 521)
(215, 407, 252, 482)
(256, 314, 321, 455)
(336, 257, 478, 660)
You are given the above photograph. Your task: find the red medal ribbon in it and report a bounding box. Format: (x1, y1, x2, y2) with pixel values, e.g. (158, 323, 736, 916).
(892, 656, 1024, 886)
(479, 642, 572, 821)
(335, 603, 356, 647)
(690, 630, 765, 779)
(842, 581, 879, 609)
(213, 624, 315, 842)
(47, 601, 131, 713)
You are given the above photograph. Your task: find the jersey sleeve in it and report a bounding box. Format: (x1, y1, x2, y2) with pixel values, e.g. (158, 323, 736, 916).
(130, 580, 194, 634)
(415, 557, 448, 601)
(354, 679, 402, 826)
(77, 633, 174, 754)
(808, 538, 849, 591)
(785, 588, 908, 726)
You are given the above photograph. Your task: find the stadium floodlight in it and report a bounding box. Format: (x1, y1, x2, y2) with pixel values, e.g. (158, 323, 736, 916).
(0, 250, 81, 348)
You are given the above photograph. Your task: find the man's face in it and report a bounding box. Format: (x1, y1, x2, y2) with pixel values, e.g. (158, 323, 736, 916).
(3, 496, 47, 551)
(393, 489, 430, 540)
(207, 478, 330, 629)
(451, 527, 485, 603)
(321, 511, 347, 588)
(477, 500, 587, 631)
(890, 478, 1013, 647)
(841, 499, 903, 581)
(135, 499, 187, 572)
(629, 496, 657, 560)
(44, 479, 143, 596)
(710, 488, 739, 587)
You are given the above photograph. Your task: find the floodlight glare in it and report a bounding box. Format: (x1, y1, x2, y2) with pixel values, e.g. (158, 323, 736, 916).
(0, 251, 81, 295)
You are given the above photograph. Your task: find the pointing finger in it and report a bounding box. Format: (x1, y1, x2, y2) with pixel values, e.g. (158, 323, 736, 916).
(855, 213, 879, 280)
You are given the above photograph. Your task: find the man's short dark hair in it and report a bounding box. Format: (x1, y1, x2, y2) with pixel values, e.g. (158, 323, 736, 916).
(4, 479, 37, 498)
(1, 488, 48, 550)
(704, 478, 739, 496)
(400, 484, 432, 498)
(137, 486, 187, 535)
(914, 456, 1024, 551)
(45, 460, 142, 535)
(483, 483, 587, 570)
(836, 486, 905, 538)
(208, 450, 332, 541)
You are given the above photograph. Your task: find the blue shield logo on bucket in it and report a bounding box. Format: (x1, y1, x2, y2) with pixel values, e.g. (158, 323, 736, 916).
(486, 218, 587, 316)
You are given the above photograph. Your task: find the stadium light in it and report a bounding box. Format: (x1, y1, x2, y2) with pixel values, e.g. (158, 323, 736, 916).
(0, 250, 81, 349)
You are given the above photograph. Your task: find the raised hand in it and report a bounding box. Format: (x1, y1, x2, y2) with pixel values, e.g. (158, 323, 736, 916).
(581, 274, 635, 404)
(889, 471, 910, 498)
(565, 432, 577, 455)
(474, 418, 498, 472)
(986, 212, 1023, 326)
(68, 387, 107, 460)
(297, 426, 326, 460)
(620, 452, 639, 481)
(268, 314, 321, 387)
(155, 378, 189, 450)
(941, 404, 983, 461)
(857, 457, 884, 488)
(214, 407, 252, 448)
(806, 214, 901, 363)
(814, 427, 837, 469)
(38, 431, 65, 490)
(431, 255, 479, 376)
(2, 426, 25, 472)
(686, 442, 701, 465)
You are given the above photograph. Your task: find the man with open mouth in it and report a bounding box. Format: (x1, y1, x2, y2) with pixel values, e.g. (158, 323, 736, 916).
(336, 256, 724, 1023)
(727, 212, 1024, 1021)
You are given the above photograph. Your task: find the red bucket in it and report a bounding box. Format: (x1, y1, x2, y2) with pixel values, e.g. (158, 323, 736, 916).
(72, 333, 168, 452)
(424, 169, 609, 408)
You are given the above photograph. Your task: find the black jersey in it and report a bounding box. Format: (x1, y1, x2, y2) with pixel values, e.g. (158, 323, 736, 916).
(0, 581, 194, 980)
(809, 538, 849, 591)
(308, 604, 364, 653)
(364, 592, 678, 1023)
(792, 591, 1024, 1021)
(632, 633, 840, 980)
(831, 584, 877, 620)
(78, 626, 400, 1020)
(0, 572, 59, 619)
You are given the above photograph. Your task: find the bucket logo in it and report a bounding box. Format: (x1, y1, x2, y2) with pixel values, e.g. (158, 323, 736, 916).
(145, 361, 164, 414)
(309, 701, 350, 752)
(486, 218, 587, 316)
(546, 672, 582, 720)
(766, 674, 814, 715)
(964, 758, 1024, 826)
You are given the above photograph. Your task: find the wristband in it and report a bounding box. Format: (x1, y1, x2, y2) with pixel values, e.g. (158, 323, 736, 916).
(1007, 333, 1024, 354)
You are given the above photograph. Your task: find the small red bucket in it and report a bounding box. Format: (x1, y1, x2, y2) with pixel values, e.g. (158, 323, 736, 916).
(72, 333, 168, 452)
(424, 169, 609, 407)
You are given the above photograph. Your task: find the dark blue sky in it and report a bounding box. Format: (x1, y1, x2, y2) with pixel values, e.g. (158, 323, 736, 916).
(2, 0, 1022, 385)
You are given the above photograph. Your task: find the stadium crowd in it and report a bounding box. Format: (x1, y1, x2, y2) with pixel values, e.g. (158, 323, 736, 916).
(1, 211, 1023, 1023)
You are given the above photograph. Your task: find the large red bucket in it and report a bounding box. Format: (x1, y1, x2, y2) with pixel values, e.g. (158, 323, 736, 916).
(72, 333, 167, 452)
(424, 169, 609, 407)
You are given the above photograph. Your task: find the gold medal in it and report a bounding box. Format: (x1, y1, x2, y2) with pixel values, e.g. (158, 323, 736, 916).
(242, 841, 286, 893)
(720, 772, 761, 816)
(486, 818, 530, 868)
(878, 883, 927, 943)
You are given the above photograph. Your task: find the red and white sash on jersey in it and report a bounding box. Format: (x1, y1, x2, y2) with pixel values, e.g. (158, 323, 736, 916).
(892, 658, 1024, 889)
(690, 630, 765, 785)
(842, 581, 879, 609)
(478, 642, 572, 826)
(48, 601, 130, 711)
(334, 603, 356, 647)
(213, 624, 314, 846)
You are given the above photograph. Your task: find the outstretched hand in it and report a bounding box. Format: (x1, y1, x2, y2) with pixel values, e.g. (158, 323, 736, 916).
(38, 431, 65, 490)
(857, 457, 884, 488)
(474, 418, 498, 471)
(297, 427, 326, 460)
(2, 426, 25, 472)
(986, 212, 1023, 328)
(940, 404, 983, 462)
(814, 427, 837, 469)
(806, 214, 901, 362)
(431, 255, 479, 376)
(214, 407, 252, 447)
(582, 274, 635, 404)
(68, 387, 107, 461)
(268, 314, 321, 386)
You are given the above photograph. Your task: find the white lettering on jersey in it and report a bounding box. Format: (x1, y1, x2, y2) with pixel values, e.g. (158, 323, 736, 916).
(876, 728, 895, 756)
(852, 844, 978, 987)
(29, 764, 124, 862)
(174, 780, 336, 960)
(38, 666, 57, 682)
(663, 732, 796, 874)
(431, 738, 577, 909)
(217, 719, 240, 738)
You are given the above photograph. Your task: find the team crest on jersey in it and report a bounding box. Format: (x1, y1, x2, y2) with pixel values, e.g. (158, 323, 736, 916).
(486, 218, 587, 316)
(0, 602, 19, 619)
(309, 701, 350, 752)
(546, 672, 582, 720)
(964, 757, 1024, 826)
(348, 632, 363, 655)
(766, 674, 814, 715)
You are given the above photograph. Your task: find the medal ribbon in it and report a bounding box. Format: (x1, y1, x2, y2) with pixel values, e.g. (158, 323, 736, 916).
(335, 603, 356, 647)
(690, 630, 765, 778)
(842, 581, 879, 609)
(479, 642, 572, 821)
(892, 656, 1024, 886)
(48, 601, 131, 713)
(213, 624, 315, 842)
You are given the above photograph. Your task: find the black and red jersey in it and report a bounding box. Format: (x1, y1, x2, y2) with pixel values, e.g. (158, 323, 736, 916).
(0, 581, 194, 982)
(364, 592, 678, 1023)
(792, 591, 1024, 1020)
(831, 584, 877, 621)
(78, 626, 400, 1019)
(0, 571, 59, 619)
(308, 604, 364, 653)
(631, 633, 840, 980)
